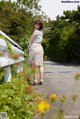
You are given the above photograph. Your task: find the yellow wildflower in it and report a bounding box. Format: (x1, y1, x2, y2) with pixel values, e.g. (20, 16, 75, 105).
(60, 94, 67, 102)
(38, 100, 50, 114)
(49, 94, 57, 102)
(75, 73, 80, 80)
(72, 95, 78, 101)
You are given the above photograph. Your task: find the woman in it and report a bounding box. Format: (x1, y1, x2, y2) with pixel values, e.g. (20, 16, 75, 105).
(28, 20, 44, 85)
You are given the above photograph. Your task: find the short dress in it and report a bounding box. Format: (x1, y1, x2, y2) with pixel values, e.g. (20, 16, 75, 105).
(28, 30, 44, 66)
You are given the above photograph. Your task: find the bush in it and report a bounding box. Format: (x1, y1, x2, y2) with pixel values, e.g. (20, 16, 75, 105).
(0, 62, 41, 119)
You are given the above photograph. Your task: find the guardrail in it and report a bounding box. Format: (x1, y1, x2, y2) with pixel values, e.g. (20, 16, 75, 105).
(0, 30, 25, 82)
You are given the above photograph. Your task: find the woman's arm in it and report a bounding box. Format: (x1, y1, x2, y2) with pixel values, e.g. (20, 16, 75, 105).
(28, 30, 38, 48)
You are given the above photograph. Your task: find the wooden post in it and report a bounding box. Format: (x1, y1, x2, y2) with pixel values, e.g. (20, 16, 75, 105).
(4, 67, 11, 82)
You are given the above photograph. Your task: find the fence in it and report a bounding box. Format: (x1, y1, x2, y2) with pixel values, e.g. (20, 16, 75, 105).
(0, 30, 25, 82)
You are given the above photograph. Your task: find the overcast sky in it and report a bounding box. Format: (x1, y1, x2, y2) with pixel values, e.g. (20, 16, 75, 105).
(39, 0, 80, 20)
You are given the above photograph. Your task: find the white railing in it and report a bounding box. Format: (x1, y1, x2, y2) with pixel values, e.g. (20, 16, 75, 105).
(0, 30, 25, 82)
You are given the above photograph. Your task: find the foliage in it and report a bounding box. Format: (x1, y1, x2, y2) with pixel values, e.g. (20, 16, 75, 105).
(0, 0, 49, 44)
(0, 62, 80, 119)
(20, 35, 29, 51)
(0, 62, 42, 119)
(0, 35, 14, 54)
(0, 0, 34, 42)
(0, 35, 21, 60)
(37, 93, 79, 119)
(43, 6, 80, 63)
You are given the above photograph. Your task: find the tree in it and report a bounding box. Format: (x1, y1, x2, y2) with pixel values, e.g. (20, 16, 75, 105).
(44, 5, 80, 63)
(0, 0, 41, 42)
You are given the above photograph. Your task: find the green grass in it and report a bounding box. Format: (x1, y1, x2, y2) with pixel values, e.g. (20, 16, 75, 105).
(0, 61, 42, 119)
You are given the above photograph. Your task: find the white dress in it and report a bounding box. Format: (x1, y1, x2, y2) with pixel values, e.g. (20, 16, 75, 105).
(28, 30, 44, 66)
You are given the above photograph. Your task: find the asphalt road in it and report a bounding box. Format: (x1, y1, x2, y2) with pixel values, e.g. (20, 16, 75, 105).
(33, 61, 80, 119)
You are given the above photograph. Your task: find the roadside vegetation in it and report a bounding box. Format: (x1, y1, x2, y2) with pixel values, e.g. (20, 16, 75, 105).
(0, 62, 42, 119)
(0, 0, 80, 118)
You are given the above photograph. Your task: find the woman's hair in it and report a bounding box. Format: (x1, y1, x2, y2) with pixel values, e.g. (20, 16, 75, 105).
(34, 20, 43, 30)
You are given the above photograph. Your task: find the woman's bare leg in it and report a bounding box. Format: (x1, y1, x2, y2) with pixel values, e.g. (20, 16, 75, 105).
(32, 65, 38, 84)
(39, 65, 44, 83)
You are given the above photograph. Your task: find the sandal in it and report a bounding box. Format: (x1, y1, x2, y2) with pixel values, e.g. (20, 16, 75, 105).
(38, 80, 43, 85)
(33, 80, 38, 85)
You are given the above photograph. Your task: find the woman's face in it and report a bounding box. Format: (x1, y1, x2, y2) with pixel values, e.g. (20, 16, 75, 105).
(34, 23, 39, 30)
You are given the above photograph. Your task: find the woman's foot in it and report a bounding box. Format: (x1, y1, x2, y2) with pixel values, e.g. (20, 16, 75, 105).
(33, 80, 38, 85)
(38, 80, 43, 85)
